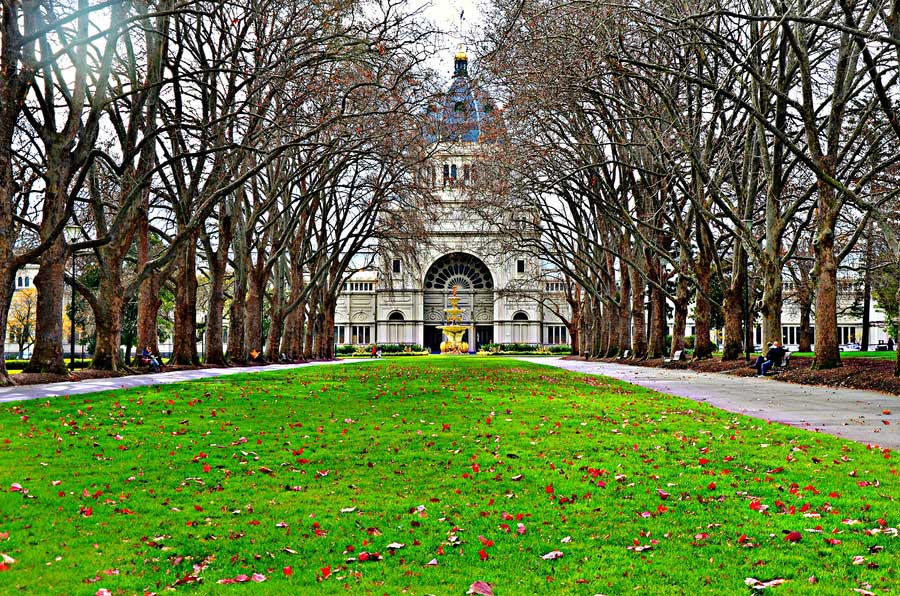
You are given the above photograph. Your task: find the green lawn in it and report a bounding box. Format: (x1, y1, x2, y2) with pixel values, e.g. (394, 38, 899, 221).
(1, 359, 898, 595)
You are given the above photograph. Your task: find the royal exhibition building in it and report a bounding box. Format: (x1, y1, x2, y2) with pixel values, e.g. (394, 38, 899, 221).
(332, 51, 573, 354)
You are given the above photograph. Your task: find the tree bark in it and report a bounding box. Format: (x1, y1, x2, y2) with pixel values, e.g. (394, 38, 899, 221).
(811, 180, 841, 370)
(0, 268, 16, 385)
(171, 239, 199, 365)
(244, 268, 267, 356)
(630, 266, 647, 358)
(25, 238, 68, 374)
(693, 262, 714, 359)
(91, 274, 125, 370)
(671, 275, 690, 357)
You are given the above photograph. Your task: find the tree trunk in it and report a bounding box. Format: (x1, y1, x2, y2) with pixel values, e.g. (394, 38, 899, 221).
(0, 268, 16, 385)
(721, 286, 744, 361)
(205, 266, 227, 365)
(226, 283, 247, 363)
(171, 239, 199, 365)
(671, 275, 690, 357)
(25, 239, 68, 374)
(266, 265, 285, 361)
(647, 284, 666, 358)
(797, 272, 813, 352)
(630, 268, 647, 358)
(244, 269, 267, 356)
(811, 184, 841, 370)
(693, 263, 714, 359)
(618, 271, 631, 357)
(759, 253, 783, 346)
(91, 275, 125, 370)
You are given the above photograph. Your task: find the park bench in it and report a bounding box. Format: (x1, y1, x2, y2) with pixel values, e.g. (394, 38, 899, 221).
(664, 350, 684, 364)
(772, 352, 790, 373)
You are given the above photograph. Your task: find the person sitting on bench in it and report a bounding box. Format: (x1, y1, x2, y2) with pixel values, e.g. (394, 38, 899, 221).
(140, 346, 161, 373)
(753, 341, 785, 376)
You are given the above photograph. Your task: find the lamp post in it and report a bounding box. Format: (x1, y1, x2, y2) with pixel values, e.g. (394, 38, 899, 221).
(64, 225, 80, 371)
(743, 219, 752, 362)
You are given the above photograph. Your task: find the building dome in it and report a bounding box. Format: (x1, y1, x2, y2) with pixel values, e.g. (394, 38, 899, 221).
(427, 50, 499, 143)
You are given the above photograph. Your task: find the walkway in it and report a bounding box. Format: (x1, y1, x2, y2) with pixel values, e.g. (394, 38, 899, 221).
(519, 357, 900, 449)
(0, 359, 366, 404)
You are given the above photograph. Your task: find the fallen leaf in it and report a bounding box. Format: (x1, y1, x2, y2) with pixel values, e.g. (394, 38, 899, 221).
(467, 581, 494, 596)
(541, 550, 564, 560)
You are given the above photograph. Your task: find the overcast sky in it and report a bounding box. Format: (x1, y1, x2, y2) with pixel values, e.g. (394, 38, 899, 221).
(421, 0, 483, 80)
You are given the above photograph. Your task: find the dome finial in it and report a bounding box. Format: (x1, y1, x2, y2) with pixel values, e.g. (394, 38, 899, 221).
(453, 44, 469, 77)
(454, 45, 468, 77)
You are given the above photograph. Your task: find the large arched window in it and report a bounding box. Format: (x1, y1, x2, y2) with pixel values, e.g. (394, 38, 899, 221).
(388, 311, 405, 321)
(450, 164, 457, 180)
(512, 311, 529, 321)
(424, 253, 494, 290)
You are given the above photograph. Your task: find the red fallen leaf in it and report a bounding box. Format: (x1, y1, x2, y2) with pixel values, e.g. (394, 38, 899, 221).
(657, 505, 668, 513)
(545, 484, 554, 494)
(882, 420, 891, 425)
(283, 566, 293, 576)
(784, 531, 802, 542)
(694, 533, 709, 541)
(478, 536, 494, 546)
(882, 410, 891, 415)
(707, 482, 717, 490)
(202, 463, 211, 473)
(479, 548, 489, 560)
(737, 533, 750, 544)
(95, 589, 113, 596)
(437, 545, 444, 555)
(657, 489, 669, 500)
(698, 458, 711, 465)
(80, 506, 93, 517)
(358, 552, 370, 561)
(320, 566, 331, 579)
(824, 538, 841, 545)
(467, 581, 494, 596)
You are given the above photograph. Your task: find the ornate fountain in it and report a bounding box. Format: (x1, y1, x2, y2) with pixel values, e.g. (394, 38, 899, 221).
(437, 286, 469, 354)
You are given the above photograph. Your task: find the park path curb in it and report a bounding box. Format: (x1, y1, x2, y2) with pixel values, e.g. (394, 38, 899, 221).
(517, 357, 900, 450)
(0, 359, 368, 404)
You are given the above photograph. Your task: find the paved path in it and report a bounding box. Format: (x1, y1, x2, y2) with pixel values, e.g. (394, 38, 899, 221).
(519, 357, 900, 449)
(0, 359, 366, 404)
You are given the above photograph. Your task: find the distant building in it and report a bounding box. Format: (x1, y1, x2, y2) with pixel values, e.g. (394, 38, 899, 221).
(333, 51, 571, 352)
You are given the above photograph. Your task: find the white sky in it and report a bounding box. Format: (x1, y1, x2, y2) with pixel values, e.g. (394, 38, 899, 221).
(421, 0, 483, 80)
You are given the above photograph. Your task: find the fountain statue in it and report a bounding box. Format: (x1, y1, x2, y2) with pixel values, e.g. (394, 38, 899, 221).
(437, 286, 469, 354)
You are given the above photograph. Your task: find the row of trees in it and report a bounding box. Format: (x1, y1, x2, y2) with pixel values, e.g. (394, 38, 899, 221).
(477, 0, 900, 375)
(1, 0, 437, 384)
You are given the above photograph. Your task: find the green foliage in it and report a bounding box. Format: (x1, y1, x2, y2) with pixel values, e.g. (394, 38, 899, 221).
(0, 359, 897, 594)
(684, 335, 695, 349)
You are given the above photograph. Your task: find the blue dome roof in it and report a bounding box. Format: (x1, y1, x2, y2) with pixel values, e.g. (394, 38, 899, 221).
(426, 53, 498, 144)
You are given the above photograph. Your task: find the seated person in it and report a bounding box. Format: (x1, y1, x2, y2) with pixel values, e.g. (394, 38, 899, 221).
(249, 348, 265, 363)
(754, 342, 785, 376)
(141, 346, 161, 373)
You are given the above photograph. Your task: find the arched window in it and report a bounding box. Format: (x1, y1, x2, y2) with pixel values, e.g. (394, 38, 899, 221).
(450, 164, 457, 180)
(24, 277, 29, 287)
(388, 311, 405, 321)
(17, 277, 22, 287)
(512, 311, 529, 321)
